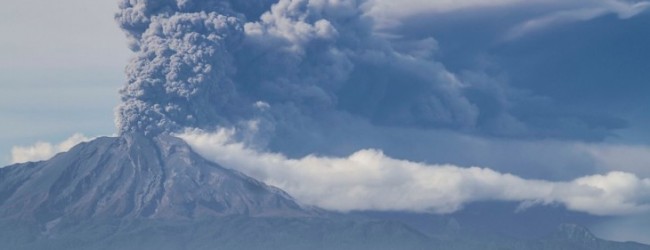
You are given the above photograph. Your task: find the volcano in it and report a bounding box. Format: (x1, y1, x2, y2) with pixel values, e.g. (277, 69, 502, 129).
(0, 134, 311, 221)
(0, 134, 648, 250)
(0, 134, 430, 250)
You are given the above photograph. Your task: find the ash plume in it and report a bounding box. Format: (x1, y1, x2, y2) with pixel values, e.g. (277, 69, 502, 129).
(114, 0, 479, 137)
(115, 0, 625, 141)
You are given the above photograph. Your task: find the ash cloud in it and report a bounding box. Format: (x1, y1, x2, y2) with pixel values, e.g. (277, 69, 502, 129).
(115, 0, 258, 135)
(115, 0, 628, 141)
(116, 0, 477, 138)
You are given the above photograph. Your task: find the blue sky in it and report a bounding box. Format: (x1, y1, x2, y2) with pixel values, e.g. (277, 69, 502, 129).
(0, 0, 129, 164)
(2, 0, 650, 243)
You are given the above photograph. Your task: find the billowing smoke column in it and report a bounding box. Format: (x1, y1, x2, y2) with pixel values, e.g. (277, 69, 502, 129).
(115, 0, 479, 137)
(115, 0, 271, 135)
(115, 0, 623, 140)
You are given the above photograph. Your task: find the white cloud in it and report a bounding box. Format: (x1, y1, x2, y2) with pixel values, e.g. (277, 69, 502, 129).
(505, 8, 609, 40)
(364, 0, 650, 34)
(10, 133, 91, 164)
(365, 0, 529, 20)
(505, 0, 650, 39)
(365, 0, 648, 19)
(178, 129, 650, 216)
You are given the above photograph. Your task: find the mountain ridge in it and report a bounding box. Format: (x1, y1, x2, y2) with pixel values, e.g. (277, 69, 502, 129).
(0, 134, 314, 223)
(0, 134, 648, 250)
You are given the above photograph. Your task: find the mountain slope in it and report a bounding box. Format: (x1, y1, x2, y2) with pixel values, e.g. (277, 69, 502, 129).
(0, 134, 311, 222)
(536, 224, 650, 250)
(0, 134, 432, 250)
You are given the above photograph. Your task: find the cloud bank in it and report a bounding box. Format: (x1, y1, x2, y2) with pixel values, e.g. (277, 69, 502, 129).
(179, 129, 650, 216)
(10, 134, 91, 164)
(9, 131, 650, 216)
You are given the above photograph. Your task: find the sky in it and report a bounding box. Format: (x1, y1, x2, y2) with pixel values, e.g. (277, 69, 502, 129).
(0, 0, 129, 164)
(1, 0, 650, 244)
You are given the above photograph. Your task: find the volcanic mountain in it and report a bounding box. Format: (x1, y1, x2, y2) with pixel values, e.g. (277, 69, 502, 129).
(0, 134, 430, 250)
(0, 134, 311, 221)
(0, 134, 648, 250)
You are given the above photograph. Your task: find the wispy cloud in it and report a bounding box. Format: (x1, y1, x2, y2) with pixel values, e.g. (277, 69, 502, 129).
(506, 1, 650, 39)
(179, 129, 650, 216)
(365, 0, 650, 37)
(365, 0, 531, 22)
(10, 133, 91, 164)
